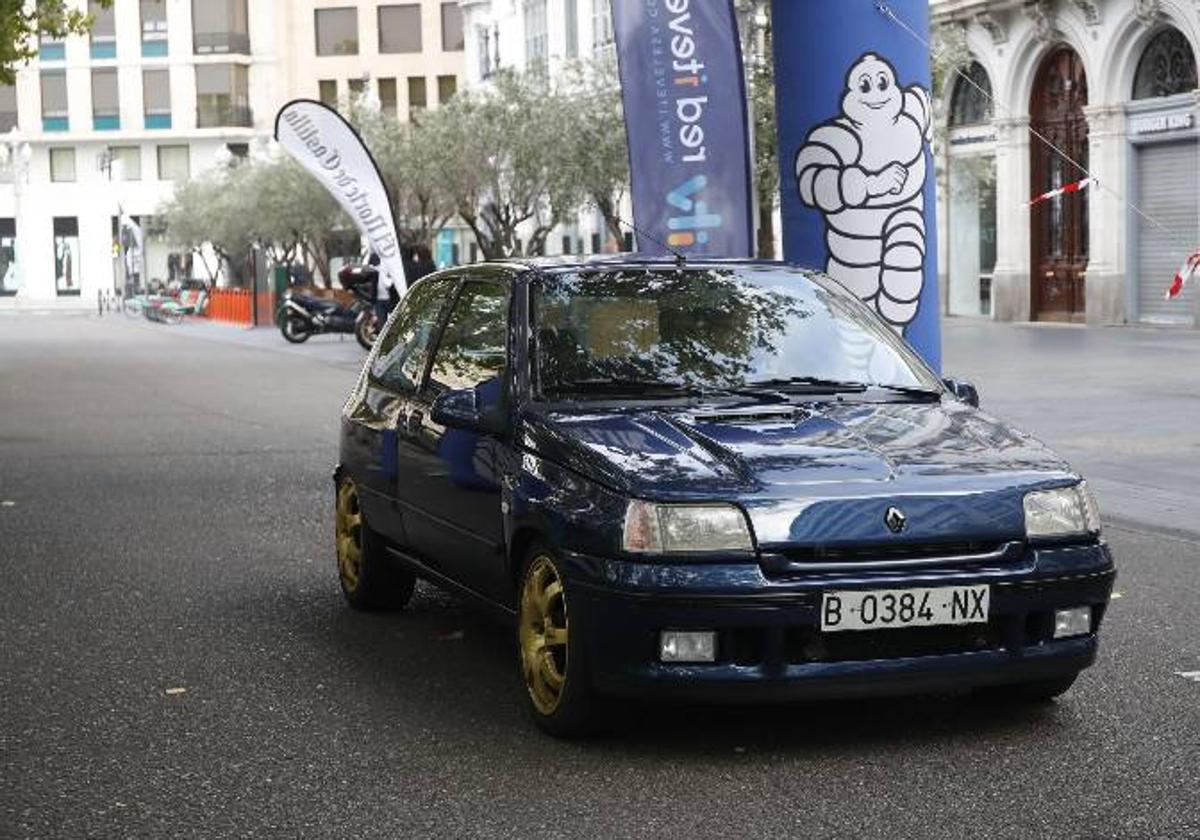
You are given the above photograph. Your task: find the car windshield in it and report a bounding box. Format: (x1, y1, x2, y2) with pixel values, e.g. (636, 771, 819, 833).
(532, 266, 942, 398)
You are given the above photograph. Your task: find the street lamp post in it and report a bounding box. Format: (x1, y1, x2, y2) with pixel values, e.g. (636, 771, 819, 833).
(1, 128, 33, 298)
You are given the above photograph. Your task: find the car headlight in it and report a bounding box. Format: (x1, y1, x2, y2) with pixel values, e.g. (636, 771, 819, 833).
(1023, 482, 1101, 538)
(622, 500, 754, 554)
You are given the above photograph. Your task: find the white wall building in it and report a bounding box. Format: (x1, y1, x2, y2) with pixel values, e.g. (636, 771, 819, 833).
(0, 0, 466, 307)
(933, 0, 1200, 328)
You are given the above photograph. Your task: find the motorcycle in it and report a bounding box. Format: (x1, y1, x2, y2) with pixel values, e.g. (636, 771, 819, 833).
(277, 263, 379, 350)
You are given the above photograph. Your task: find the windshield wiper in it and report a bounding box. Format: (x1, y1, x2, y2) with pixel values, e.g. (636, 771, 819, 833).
(744, 376, 870, 394)
(545, 377, 704, 398)
(866, 383, 944, 401)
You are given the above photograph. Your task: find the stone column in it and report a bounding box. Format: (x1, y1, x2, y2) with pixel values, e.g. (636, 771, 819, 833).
(1083, 103, 1127, 326)
(991, 116, 1031, 321)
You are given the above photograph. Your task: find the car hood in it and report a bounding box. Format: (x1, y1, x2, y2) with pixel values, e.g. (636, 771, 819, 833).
(521, 399, 1078, 547)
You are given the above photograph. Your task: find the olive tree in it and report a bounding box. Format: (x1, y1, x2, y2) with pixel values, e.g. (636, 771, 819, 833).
(433, 70, 585, 259)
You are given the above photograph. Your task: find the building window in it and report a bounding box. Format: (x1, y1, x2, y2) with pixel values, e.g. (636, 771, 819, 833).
(315, 7, 358, 56)
(379, 5, 421, 53)
(564, 0, 578, 58)
(110, 146, 142, 181)
(561, 234, 572, 255)
(592, 0, 613, 48)
(92, 68, 120, 130)
(54, 217, 81, 295)
(348, 77, 365, 97)
(437, 75, 456, 104)
(408, 76, 426, 116)
(50, 148, 76, 182)
(40, 70, 68, 132)
(378, 77, 397, 116)
(143, 68, 171, 128)
(89, 0, 117, 58)
(227, 142, 249, 159)
(39, 34, 65, 62)
(193, 0, 250, 55)
(141, 0, 168, 56)
(477, 25, 498, 79)
(524, 0, 548, 76)
(157, 144, 190, 180)
(319, 79, 337, 107)
(196, 64, 250, 127)
(441, 2, 464, 51)
(1133, 27, 1198, 99)
(949, 61, 993, 127)
(0, 84, 16, 133)
(0, 218, 17, 296)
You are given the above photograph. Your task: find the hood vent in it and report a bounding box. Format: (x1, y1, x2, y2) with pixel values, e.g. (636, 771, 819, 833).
(689, 408, 801, 425)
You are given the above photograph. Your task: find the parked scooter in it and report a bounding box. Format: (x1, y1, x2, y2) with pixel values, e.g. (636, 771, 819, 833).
(277, 262, 378, 349)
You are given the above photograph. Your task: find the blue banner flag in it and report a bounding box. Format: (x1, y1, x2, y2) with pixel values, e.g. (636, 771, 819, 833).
(771, 0, 942, 371)
(611, 0, 754, 257)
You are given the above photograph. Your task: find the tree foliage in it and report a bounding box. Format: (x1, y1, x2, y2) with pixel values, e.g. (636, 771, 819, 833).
(0, 0, 111, 85)
(156, 153, 350, 286)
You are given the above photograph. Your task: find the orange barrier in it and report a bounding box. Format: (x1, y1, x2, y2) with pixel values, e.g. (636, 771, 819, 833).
(203, 288, 254, 325)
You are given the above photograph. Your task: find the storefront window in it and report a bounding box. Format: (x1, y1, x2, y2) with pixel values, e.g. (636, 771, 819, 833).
(1133, 28, 1198, 99)
(54, 217, 80, 296)
(0, 218, 16, 296)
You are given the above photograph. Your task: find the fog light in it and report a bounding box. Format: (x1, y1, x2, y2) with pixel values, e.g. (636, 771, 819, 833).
(660, 631, 716, 663)
(1053, 607, 1092, 639)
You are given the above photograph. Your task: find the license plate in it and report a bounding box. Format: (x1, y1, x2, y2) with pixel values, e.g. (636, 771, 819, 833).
(820, 584, 989, 632)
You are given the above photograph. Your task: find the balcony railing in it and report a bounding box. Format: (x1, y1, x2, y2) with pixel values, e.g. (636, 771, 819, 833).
(193, 31, 250, 55)
(196, 103, 252, 128)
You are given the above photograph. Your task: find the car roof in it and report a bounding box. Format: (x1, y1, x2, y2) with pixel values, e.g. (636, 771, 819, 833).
(416, 254, 807, 283)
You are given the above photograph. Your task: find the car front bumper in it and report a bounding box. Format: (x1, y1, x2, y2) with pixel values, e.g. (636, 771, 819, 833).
(564, 542, 1115, 702)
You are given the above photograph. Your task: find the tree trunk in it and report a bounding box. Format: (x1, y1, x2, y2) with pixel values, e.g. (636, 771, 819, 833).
(756, 194, 776, 259)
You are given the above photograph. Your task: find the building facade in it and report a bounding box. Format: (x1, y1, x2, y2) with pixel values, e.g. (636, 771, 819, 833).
(0, 0, 466, 307)
(933, 0, 1200, 328)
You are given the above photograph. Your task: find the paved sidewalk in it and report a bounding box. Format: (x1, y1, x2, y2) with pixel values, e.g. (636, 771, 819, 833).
(943, 318, 1200, 539)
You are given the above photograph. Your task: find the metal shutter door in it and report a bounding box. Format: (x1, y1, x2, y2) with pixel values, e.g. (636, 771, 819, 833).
(1136, 139, 1198, 323)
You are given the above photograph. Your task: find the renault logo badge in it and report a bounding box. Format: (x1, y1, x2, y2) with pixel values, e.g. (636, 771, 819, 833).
(885, 506, 907, 534)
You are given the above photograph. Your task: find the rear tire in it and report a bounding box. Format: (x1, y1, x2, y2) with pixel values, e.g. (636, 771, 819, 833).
(517, 545, 602, 738)
(281, 316, 311, 343)
(335, 478, 416, 611)
(975, 672, 1079, 703)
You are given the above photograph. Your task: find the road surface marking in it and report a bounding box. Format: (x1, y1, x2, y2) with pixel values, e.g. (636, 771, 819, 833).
(1174, 671, 1200, 683)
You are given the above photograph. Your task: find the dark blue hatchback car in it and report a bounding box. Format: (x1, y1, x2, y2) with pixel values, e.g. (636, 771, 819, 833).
(334, 258, 1115, 736)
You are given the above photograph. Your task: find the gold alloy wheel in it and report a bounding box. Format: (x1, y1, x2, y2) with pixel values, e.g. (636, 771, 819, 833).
(335, 480, 364, 593)
(519, 554, 569, 715)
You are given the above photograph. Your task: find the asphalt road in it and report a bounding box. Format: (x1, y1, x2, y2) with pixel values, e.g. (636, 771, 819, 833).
(1, 314, 1197, 839)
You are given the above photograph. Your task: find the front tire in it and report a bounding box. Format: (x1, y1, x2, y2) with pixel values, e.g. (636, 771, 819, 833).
(517, 547, 600, 737)
(335, 478, 415, 611)
(354, 312, 376, 350)
(281, 315, 311, 343)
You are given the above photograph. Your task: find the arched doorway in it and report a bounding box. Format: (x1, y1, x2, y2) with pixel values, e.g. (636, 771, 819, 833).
(1030, 47, 1088, 321)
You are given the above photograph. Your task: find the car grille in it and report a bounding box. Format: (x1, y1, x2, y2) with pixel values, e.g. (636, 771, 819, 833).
(783, 621, 1004, 663)
(760, 540, 1022, 575)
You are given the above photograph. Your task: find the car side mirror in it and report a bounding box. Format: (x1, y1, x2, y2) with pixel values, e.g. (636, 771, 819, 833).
(430, 388, 508, 434)
(942, 378, 980, 408)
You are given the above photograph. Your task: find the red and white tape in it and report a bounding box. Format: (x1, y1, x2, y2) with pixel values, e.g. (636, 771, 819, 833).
(1166, 250, 1200, 300)
(1027, 178, 1093, 207)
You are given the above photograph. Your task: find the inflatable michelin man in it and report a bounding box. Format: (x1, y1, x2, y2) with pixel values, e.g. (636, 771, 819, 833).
(795, 53, 933, 334)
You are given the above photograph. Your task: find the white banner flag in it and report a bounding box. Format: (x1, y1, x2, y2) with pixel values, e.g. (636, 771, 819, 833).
(274, 99, 407, 292)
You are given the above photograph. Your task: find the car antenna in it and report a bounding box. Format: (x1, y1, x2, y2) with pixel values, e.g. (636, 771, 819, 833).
(610, 211, 688, 268)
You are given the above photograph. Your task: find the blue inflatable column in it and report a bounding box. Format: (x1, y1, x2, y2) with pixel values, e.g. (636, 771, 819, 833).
(770, 0, 941, 371)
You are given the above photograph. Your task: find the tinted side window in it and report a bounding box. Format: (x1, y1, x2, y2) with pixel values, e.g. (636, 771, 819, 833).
(370, 279, 453, 393)
(427, 282, 509, 396)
